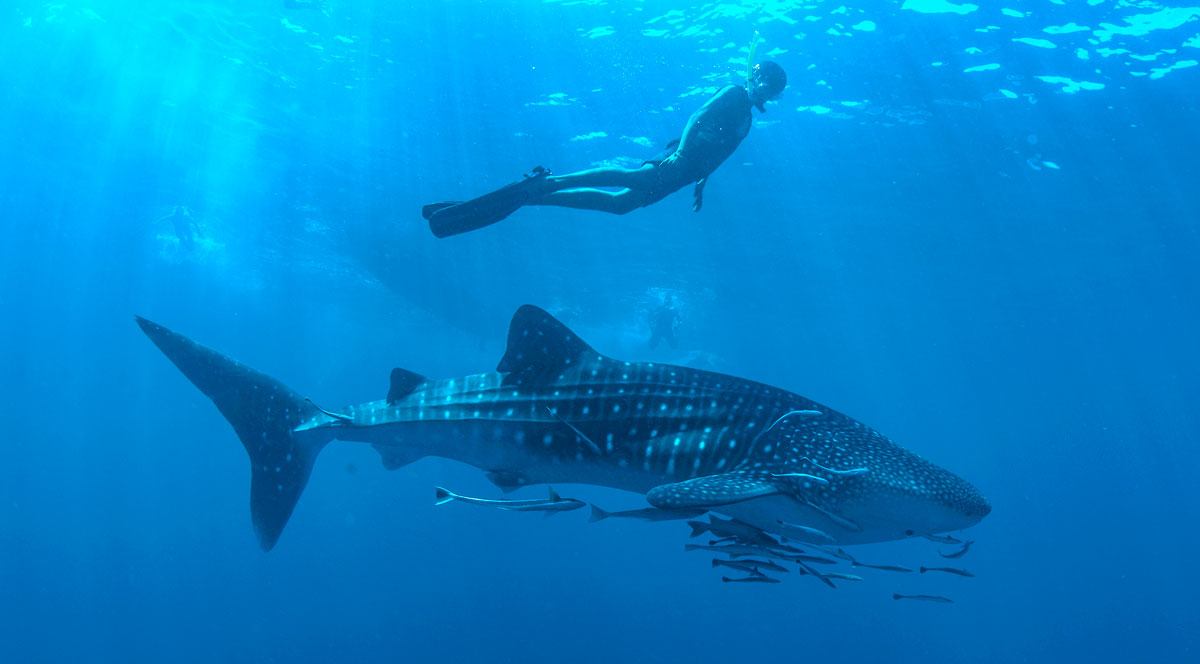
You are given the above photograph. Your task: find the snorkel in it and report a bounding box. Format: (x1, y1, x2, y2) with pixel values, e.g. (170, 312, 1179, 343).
(745, 31, 768, 112)
(745, 31, 761, 86)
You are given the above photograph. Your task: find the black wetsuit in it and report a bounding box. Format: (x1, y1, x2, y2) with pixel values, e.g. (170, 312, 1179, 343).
(643, 85, 755, 206)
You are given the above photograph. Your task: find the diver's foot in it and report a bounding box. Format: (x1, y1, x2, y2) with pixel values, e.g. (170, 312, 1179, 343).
(523, 166, 553, 196)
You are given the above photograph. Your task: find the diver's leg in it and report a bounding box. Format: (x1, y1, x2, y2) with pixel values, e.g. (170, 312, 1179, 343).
(528, 188, 648, 215)
(666, 330, 678, 349)
(545, 164, 658, 191)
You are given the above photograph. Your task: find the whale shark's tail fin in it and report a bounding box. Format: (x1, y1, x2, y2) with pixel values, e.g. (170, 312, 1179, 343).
(135, 316, 327, 552)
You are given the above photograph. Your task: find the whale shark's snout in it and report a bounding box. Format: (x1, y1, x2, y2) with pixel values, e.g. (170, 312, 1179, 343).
(852, 454, 991, 538)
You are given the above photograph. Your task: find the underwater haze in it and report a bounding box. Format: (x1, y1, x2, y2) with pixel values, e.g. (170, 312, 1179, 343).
(2, 0, 1198, 662)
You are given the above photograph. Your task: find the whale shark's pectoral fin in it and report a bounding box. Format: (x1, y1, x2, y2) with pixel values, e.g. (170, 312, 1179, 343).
(387, 368, 427, 404)
(646, 472, 780, 509)
(496, 305, 607, 385)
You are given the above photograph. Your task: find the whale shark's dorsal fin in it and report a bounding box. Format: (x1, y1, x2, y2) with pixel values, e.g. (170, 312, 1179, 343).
(387, 368, 427, 404)
(497, 305, 600, 382)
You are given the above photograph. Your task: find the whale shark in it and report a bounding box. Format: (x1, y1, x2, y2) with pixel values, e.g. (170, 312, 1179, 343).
(135, 305, 990, 552)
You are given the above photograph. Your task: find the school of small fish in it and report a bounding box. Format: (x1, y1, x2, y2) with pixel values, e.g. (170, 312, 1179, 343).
(436, 487, 978, 603)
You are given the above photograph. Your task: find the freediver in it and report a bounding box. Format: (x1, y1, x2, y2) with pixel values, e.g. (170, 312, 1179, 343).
(423, 61, 787, 238)
(156, 206, 201, 251)
(648, 297, 682, 350)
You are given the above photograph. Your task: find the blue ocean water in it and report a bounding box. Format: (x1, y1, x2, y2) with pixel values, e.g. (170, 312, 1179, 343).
(1, 0, 1198, 661)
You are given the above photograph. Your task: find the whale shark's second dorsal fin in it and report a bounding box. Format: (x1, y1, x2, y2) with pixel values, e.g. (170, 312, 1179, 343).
(497, 305, 601, 383)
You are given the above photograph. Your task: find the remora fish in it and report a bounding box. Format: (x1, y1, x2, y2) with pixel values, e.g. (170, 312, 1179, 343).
(908, 531, 963, 545)
(893, 594, 954, 603)
(851, 562, 914, 573)
(822, 572, 863, 582)
(435, 486, 584, 513)
(689, 515, 780, 547)
(776, 519, 837, 544)
(589, 505, 706, 523)
(920, 566, 975, 578)
(711, 558, 789, 574)
(686, 543, 836, 566)
(939, 540, 975, 559)
(722, 575, 781, 584)
(685, 543, 786, 559)
(135, 306, 990, 551)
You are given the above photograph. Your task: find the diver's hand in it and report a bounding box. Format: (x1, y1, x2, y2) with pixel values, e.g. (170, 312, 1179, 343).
(692, 178, 707, 212)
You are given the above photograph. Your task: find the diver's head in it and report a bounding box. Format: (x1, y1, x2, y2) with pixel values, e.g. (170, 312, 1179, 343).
(748, 61, 786, 112)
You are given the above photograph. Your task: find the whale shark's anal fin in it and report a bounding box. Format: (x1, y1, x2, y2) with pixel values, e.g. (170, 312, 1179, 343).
(646, 472, 780, 509)
(486, 470, 528, 493)
(496, 305, 606, 384)
(373, 445, 426, 471)
(135, 316, 326, 552)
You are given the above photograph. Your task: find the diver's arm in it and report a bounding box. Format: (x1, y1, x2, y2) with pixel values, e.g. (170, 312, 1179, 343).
(674, 85, 742, 155)
(692, 177, 707, 212)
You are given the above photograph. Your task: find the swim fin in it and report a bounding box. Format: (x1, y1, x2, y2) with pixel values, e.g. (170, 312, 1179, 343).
(422, 201, 462, 220)
(427, 167, 550, 238)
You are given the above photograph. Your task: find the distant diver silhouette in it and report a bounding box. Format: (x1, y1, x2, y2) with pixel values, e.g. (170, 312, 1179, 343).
(648, 298, 682, 350)
(157, 206, 201, 251)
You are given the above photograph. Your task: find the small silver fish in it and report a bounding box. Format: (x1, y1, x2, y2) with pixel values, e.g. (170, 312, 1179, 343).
(722, 575, 781, 584)
(434, 486, 585, 514)
(939, 540, 975, 559)
(588, 505, 706, 523)
(893, 594, 954, 603)
(712, 558, 789, 574)
(851, 562, 914, 573)
(920, 566, 975, 578)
